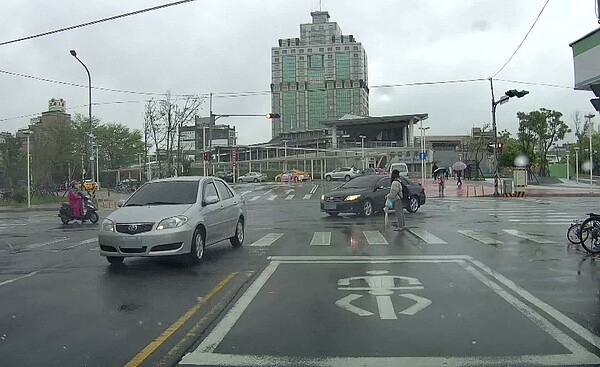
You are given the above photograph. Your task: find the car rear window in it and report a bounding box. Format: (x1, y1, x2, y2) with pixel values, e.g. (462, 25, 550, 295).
(124, 181, 199, 206)
(341, 175, 381, 188)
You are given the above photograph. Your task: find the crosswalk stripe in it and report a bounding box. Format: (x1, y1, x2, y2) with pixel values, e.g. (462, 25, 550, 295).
(310, 232, 331, 246)
(363, 230, 389, 245)
(458, 230, 502, 245)
(310, 185, 319, 194)
(249, 196, 261, 202)
(249, 233, 283, 247)
(303, 194, 312, 200)
(508, 218, 571, 222)
(267, 195, 277, 201)
(285, 195, 295, 200)
(240, 191, 251, 197)
(407, 228, 447, 245)
(503, 229, 555, 244)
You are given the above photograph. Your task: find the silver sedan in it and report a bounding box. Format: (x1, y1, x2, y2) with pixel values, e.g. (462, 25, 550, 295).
(237, 171, 268, 183)
(98, 176, 246, 265)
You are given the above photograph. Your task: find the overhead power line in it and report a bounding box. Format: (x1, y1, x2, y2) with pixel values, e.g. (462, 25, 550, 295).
(491, 0, 551, 78)
(0, 0, 199, 47)
(494, 78, 572, 89)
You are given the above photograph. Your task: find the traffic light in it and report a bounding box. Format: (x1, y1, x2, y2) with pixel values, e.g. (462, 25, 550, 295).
(266, 113, 281, 119)
(498, 142, 503, 154)
(488, 143, 494, 155)
(505, 89, 529, 98)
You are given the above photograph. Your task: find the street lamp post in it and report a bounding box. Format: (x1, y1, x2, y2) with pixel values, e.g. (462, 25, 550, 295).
(566, 152, 570, 181)
(575, 146, 580, 183)
(587, 113, 595, 190)
(70, 50, 94, 183)
(418, 124, 430, 184)
(95, 144, 100, 189)
(23, 130, 33, 208)
(283, 140, 289, 171)
(358, 134, 366, 170)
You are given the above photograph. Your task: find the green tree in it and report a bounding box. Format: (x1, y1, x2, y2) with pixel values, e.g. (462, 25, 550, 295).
(497, 130, 520, 171)
(94, 123, 144, 170)
(0, 133, 25, 188)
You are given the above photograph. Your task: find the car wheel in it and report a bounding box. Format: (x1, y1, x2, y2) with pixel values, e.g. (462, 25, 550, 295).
(407, 195, 420, 213)
(188, 227, 205, 264)
(238, 179, 243, 183)
(325, 175, 332, 181)
(89, 211, 99, 224)
(359, 199, 374, 217)
(327, 212, 339, 217)
(60, 215, 69, 225)
(253, 178, 258, 183)
(345, 175, 351, 182)
(106, 256, 124, 265)
(230, 218, 244, 247)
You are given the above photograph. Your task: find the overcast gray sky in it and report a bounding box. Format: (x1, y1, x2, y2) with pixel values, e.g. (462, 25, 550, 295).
(0, 0, 598, 144)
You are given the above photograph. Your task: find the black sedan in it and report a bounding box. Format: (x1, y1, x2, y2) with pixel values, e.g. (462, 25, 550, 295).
(320, 175, 426, 217)
(214, 170, 234, 183)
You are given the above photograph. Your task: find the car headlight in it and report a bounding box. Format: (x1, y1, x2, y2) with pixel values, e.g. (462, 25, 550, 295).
(101, 219, 115, 232)
(320, 194, 325, 200)
(156, 216, 188, 230)
(345, 194, 361, 201)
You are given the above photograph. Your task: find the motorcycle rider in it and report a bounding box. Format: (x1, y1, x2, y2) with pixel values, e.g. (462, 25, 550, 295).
(68, 180, 85, 220)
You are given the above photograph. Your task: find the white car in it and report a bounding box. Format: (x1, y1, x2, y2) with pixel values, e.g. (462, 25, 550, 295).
(238, 172, 268, 183)
(324, 167, 361, 182)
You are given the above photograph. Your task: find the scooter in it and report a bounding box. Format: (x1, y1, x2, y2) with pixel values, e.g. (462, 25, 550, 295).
(59, 194, 99, 224)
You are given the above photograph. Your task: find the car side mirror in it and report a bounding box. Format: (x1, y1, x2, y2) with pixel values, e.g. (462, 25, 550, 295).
(117, 199, 125, 208)
(203, 196, 219, 206)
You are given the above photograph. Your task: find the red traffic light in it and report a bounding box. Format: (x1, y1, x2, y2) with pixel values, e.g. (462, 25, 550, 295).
(266, 113, 281, 119)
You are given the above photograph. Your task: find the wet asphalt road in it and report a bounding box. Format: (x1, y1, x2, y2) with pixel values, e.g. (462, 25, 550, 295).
(2, 180, 600, 366)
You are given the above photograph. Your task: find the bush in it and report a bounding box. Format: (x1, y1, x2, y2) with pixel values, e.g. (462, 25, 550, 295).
(12, 188, 26, 203)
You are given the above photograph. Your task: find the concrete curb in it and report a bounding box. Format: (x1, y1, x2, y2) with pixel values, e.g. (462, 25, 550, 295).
(0, 205, 59, 213)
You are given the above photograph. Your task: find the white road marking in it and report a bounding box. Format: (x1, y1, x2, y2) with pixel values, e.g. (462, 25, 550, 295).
(0, 266, 55, 287)
(285, 195, 294, 200)
(284, 189, 294, 195)
(335, 294, 373, 317)
(503, 229, 555, 244)
(181, 261, 280, 358)
(248, 233, 283, 247)
(363, 230, 388, 245)
(310, 185, 319, 194)
(24, 237, 69, 250)
(458, 230, 502, 245)
(508, 218, 571, 222)
(249, 196, 261, 202)
(494, 213, 568, 217)
(262, 188, 275, 196)
(303, 194, 312, 200)
(407, 228, 447, 244)
(376, 295, 397, 320)
(267, 195, 277, 201)
(60, 238, 97, 251)
(239, 191, 251, 197)
(398, 293, 432, 316)
(310, 232, 331, 246)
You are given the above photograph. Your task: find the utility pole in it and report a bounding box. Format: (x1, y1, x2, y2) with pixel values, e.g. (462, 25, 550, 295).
(587, 113, 595, 190)
(489, 78, 499, 196)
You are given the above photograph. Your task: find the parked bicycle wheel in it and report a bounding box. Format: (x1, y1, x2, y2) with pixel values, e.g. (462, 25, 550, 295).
(567, 224, 583, 244)
(579, 217, 600, 253)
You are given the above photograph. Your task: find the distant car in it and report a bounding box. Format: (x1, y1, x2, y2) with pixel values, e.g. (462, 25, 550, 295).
(98, 176, 247, 265)
(275, 170, 311, 182)
(362, 168, 387, 176)
(387, 163, 409, 177)
(238, 172, 268, 183)
(324, 167, 361, 182)
(214, 170, 234, 183)
(320, 175, 426, 217)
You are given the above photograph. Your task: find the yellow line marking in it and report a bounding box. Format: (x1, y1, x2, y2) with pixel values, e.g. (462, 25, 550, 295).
(123, 272, 238, 367)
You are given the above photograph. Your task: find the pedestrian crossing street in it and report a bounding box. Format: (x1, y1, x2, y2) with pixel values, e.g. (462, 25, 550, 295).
(247, 226, 564, 247)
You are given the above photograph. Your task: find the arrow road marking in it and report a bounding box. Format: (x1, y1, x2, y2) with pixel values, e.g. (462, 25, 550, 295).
(398, 293, 432, 315)
(376, 295, 397, 320)
(335, 294, 373, 317)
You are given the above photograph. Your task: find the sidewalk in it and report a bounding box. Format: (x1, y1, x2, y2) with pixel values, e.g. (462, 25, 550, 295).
(420, 178, 494, 198)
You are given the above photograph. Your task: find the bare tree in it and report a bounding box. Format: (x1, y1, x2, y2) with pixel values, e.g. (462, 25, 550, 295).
(464, 124, 490, 179)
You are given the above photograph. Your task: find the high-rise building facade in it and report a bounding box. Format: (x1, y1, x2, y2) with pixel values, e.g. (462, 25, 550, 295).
(270, 11, 369, 138)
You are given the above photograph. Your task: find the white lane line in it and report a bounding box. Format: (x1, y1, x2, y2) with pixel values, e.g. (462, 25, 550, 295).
(23, 237, 69, 251)
(248, 233, 283, 247)
(471, 258, 600, 352)
(267, 195, 277, 201)
(249, 196, 261, 202)
(310, 184, 319, 194)
(503, 229, 555, 244)
(303, 194, 312, 200)
(285, 195, 294, 200)
(458, 230, 502, 245)
(363, 230, 389, 245)
(181, 261, 280, 358)
(0, 265, 56, 287)
(407, 228, 447, 245)
(60, 238, 97, 251)
(262, 188, 275, 196)
(239, 191, 251, 197)
(508, 218, 571, 222)
(309, 232, 331, 246)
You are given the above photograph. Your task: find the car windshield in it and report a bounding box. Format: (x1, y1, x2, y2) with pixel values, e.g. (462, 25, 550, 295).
(340, 176, 380, 189)
(124, 181, 199, 206)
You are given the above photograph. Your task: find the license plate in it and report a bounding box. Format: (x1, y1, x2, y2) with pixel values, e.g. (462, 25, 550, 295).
(119, 236, 142, 248)
(324, 203, 337, 210)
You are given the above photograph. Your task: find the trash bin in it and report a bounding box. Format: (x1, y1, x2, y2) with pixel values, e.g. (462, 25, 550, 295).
(501, 178, 513, 195)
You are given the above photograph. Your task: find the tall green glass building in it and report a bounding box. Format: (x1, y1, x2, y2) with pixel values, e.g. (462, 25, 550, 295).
(270, 11, 369, 139)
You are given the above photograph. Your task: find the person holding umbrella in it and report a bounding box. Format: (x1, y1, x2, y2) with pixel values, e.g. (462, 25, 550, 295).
(452, 161, 467, 187)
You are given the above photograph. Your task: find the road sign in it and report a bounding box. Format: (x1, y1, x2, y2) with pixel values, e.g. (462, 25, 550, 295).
(335, 270, 431, 320)
(419, 152, 427, 160)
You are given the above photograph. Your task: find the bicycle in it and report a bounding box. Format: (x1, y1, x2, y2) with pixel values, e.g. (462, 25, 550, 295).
(578, 213, 600, 253)
(567, 219, 584, 245)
